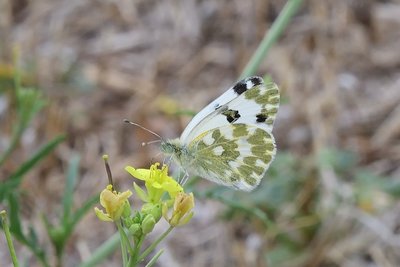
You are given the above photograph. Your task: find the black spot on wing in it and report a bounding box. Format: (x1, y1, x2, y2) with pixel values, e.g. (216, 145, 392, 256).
(250, 76, 263, 86)
(233, 80, 247, 95)
(256, 113, 268, 122)
(233, 76, 264, 95)
(222, 109, 241, 123)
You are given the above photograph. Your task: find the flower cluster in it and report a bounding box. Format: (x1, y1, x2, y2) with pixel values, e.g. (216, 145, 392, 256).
(94, 161, 195, 266)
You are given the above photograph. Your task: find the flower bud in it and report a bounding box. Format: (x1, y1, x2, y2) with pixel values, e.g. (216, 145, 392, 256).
(94, 185, 132, 222)
(128, 223, 141, 236)
(164, 192, 194, 227)
(142, 214, 156, 234)
(142, 203, 162, 222)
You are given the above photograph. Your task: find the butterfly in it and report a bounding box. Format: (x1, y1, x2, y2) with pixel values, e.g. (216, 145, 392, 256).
(158, 76, 280, 191)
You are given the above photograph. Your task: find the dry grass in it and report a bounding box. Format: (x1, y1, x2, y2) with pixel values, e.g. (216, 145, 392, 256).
(1, 0, 400, 266)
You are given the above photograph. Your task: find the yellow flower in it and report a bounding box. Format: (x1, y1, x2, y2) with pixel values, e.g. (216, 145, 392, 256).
(163, 192, 194, 227)
(125, 163, 183, 203)
(94, 184, 132, 222)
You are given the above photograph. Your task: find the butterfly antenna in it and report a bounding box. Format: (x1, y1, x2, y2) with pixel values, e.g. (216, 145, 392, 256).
(142, 139, 162, 147)
(124, 119, 163, 140)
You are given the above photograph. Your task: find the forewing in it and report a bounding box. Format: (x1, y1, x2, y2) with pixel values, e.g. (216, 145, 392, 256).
(180, 77, 249, 142)
(187, 124, 276, 191)
(180, 76, 280, 143)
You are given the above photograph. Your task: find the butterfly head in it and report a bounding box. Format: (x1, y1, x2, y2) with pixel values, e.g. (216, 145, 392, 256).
(160, 139, 182, 157)
(160, 138, 193, 167)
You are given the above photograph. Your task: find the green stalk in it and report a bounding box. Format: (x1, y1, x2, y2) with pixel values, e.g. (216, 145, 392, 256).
(240, 0, 304, 78)
(137, 226, 173, 262)
(117, 221, 134, 266)
(144, 249, 164, 267)
(129, 235, 145, 267)
(78, 233, 120, 267)
(0, 124, 23, 167)
(0, 48, 23, 166)
(1, 211, 20, 267)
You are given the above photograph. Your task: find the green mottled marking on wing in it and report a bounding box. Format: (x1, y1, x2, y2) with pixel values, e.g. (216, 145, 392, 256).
(187, 124, 276, 191)
(244, 82, 280, 126)
(232, 124, 248, 138)
(197, 128, 240, 164)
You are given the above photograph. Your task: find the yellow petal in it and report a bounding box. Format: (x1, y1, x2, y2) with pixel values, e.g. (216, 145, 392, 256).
(125, 166, 151, 181)
(177, 211, 194, 226)
(99, 188, 132, 221)
(162, 180, 183, 198)
(99, 188, 114, 209)
(94, 207, 113, 222)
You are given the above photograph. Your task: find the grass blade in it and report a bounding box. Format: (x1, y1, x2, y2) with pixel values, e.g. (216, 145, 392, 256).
(240, 0, 304, 78)
(8, 135, 65, 185)
(63, 155, 80, 222)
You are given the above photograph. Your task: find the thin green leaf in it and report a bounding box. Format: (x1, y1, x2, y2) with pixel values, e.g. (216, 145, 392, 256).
(8, 135, 65, 186)
(0, 135, 65, 203)
(78, 233, 120, 267)
(28, 225, 39, 247)
(144, 249, 164, 267)
(240, 0, 304, 78)
(382, 180, 400, 197)
(0, 88, 47, 166)
(16, 88, 46, 129)
(67, 194, 99, 233)
(63, 155, 80, 222)
(7, 193, 24, 240)
(6, 193, 49, 267)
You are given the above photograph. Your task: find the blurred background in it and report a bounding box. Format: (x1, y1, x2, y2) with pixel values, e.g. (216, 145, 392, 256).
(1, 0, 400, 266)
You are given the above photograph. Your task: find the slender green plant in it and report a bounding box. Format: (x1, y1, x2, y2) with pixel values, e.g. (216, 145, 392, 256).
(240, 0, 304, 78)
(1, 210, 20, 267)
(0, 58, 98, 267)
(43, 155, 100, 267)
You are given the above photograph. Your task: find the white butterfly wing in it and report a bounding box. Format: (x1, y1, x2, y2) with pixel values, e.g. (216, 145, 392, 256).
(187, 124, 277, 191)
(180, 76, 280, 143)
(179, 79, 245, 142)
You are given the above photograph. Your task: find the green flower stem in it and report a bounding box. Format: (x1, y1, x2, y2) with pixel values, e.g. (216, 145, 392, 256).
(138, 226, 173, 262)
(0, 210, 20, 267)
(116, 221, 132, 266)
(129, 235, 145, 267)
(240, 0, 304, 78)
(144, 249, 164, 267)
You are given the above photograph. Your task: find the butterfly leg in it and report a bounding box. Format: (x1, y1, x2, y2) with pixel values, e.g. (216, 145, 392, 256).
(180, 171, 190, 186)
(162, 155, 173, 167)
(177, 169, 183, 184)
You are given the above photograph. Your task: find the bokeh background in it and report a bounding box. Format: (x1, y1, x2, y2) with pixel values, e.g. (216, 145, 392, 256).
(1, 0, 400, 266)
